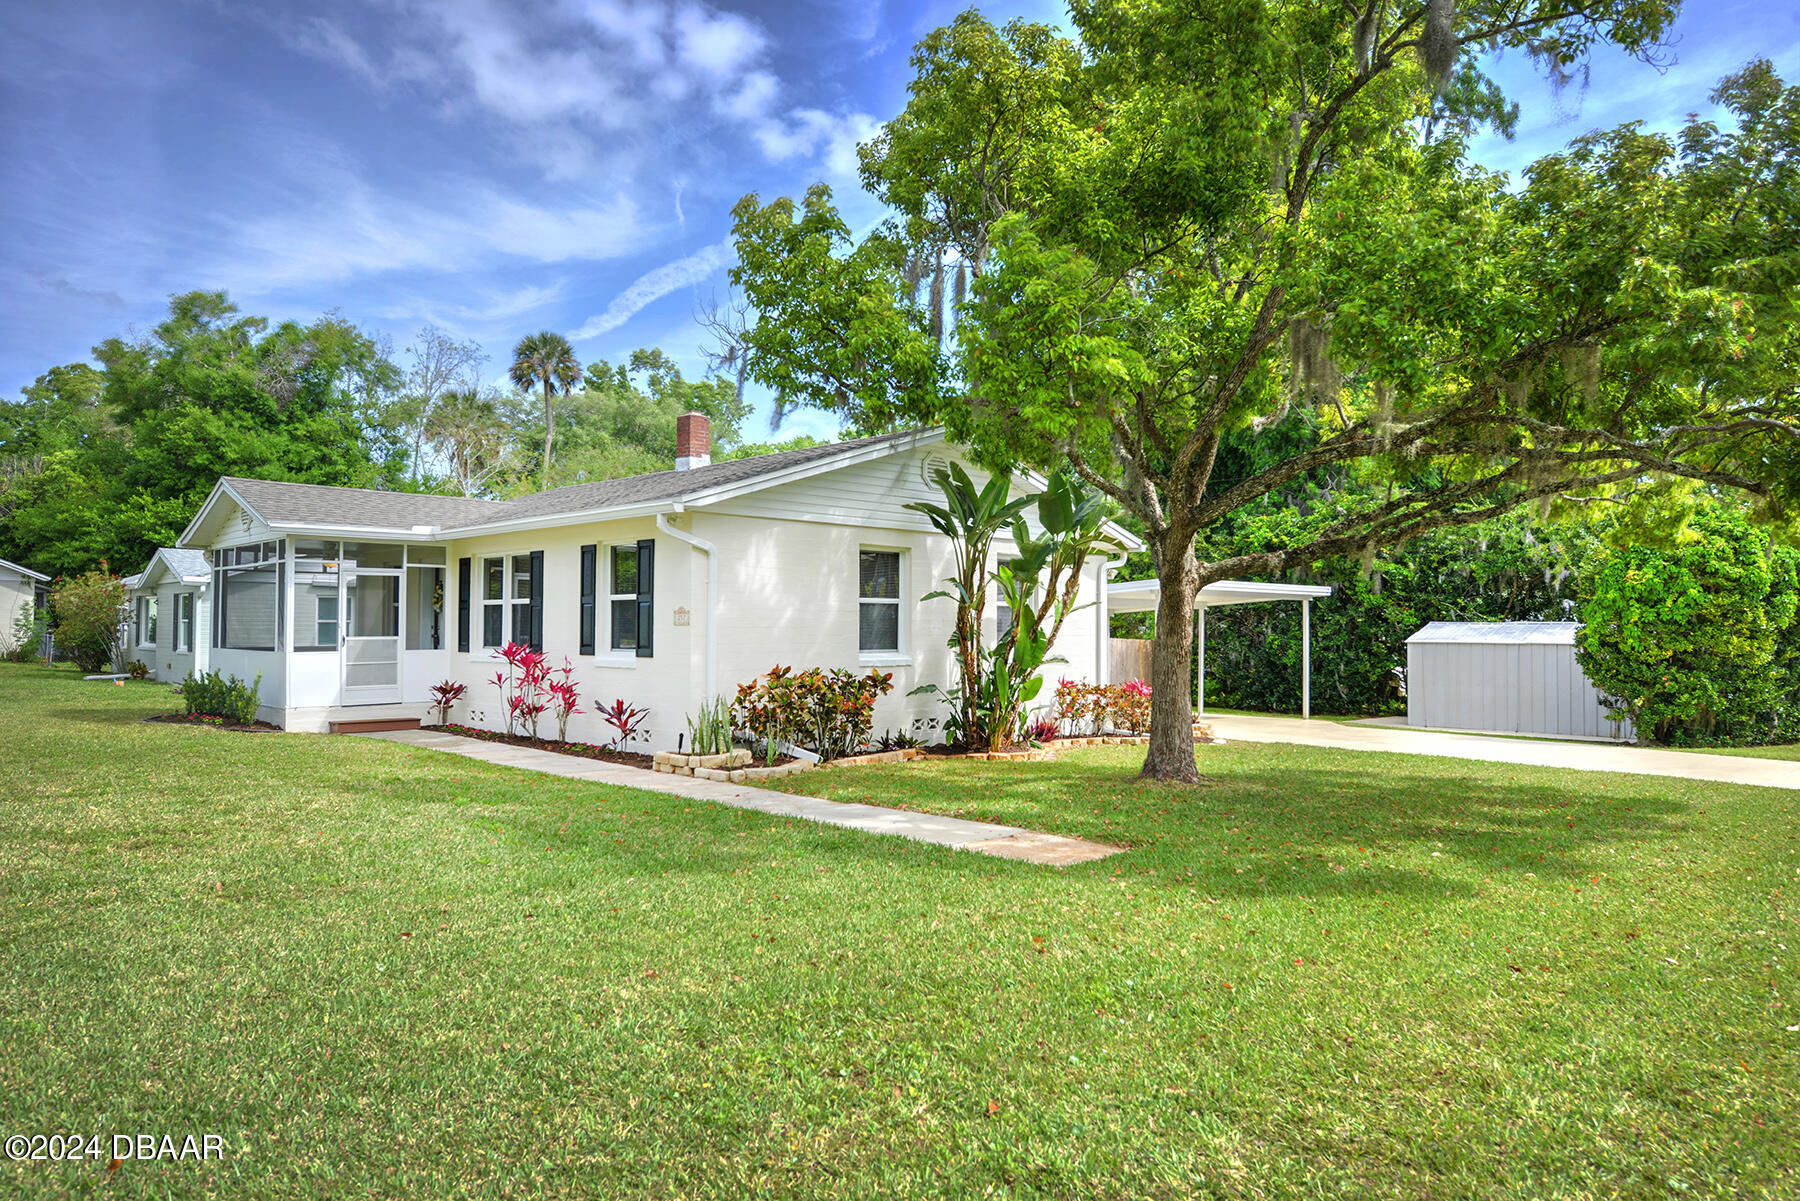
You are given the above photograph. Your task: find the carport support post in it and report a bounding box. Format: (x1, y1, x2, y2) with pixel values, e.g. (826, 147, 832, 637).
(1194, 604, 1206, 715)
(1301, 598, 1312, 719)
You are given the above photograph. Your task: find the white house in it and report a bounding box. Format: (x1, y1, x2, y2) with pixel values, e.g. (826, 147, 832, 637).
(171, 419, 1141, 741)
(0, 556, 50, 657)
(124, 548, 211, 682)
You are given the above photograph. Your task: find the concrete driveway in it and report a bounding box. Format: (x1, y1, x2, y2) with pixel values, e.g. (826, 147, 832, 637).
(1202, 714, 1800, 791)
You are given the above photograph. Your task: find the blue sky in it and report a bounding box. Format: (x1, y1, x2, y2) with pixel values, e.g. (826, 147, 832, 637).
(3, 0, 1797, 444)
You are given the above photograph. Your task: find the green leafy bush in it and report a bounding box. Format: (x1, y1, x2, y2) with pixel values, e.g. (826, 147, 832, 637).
(2, 607, 48, 663)
(732, 665, 895, 761)
(49, 569, 127, 673)
(125, 660, 150, 680)
(181, 670, 264, 726)
(1576, 506, 1799, 745)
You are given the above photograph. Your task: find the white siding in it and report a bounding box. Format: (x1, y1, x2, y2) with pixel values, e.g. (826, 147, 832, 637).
(0, 573, 36, 653)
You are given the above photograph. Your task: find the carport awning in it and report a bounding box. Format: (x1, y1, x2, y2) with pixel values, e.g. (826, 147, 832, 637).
(1105, 578, 1333, 613)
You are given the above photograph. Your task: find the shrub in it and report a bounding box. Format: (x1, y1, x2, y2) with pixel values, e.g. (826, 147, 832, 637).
(733, 665, 895, 761)
(50, 569, 127, 673)
(1576, 505, 1799, 745)
(182, 670, 263, 725)
(125, 660, 150, 680)
(1053, 677, 1152, 735)
(3, 607, 48, 663)
(429, 680, 467, 726)
(596, 698, 649, 751)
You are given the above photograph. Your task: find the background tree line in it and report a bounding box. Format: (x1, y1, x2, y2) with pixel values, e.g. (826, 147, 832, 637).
(0, 293, 820, 578)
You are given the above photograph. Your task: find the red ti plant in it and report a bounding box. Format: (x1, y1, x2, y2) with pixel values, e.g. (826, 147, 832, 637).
(546, 656, 582, 742)
(490, 641, 552, 739)
(596, 698, 649, 752)
(429, 679, 467, 726)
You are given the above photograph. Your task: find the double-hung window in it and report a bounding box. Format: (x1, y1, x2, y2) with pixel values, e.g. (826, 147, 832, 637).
(608, 545, 639, 651)
(477, 552, 543, 651)
(481, 558, 505, 647)
(177, 593, 194, 653)
(858, 549, 902, 657)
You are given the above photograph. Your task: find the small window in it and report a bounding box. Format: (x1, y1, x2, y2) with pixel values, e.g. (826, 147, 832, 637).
(178, 593, 194, 653)
(995, 557, 1024, 643)
(510, 555, 534, 645)
(859, 550, 901, 653)
(609, 545, 638, 651)
(482, 557, 505, 647)
(315, 595, 339, 648)
(137, 596, 158, 648)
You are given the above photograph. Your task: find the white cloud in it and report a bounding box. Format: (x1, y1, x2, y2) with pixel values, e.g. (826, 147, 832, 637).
(569, 237, 733, 340)
(220, 178, 646, 293)
(672, 3, 766, 74)
(754, 108, 880, 179)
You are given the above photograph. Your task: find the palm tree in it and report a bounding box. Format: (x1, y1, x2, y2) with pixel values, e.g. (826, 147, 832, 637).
(508, 331, 581, 488)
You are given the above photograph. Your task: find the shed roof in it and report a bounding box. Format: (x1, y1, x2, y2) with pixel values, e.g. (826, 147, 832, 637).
(1405, 621, 1581, 646)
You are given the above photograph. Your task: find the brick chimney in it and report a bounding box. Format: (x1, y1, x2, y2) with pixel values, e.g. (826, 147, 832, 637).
(675, 411, 711, 470)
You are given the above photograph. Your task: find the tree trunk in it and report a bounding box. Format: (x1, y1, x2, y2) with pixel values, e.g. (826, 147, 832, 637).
(1139, 531, 1200, 783)
(541, 380, 554, 489)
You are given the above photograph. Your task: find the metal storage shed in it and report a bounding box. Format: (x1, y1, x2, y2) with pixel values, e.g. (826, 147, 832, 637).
(1404, 622, 1633, 741)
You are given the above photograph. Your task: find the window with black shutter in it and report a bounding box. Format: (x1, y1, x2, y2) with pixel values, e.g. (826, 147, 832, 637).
(605, 541, 654, 656)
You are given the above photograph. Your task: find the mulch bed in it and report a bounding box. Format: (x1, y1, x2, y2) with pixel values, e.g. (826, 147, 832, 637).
(426, 723, 658, 770)
(145, 713, 282, 733)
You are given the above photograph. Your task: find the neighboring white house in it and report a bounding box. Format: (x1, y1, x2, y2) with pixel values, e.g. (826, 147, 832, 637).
(0, 556, 51, 657)
(171, 420, 1142, 738)
(1405, 621, 1634, 741)
(124, 548, 211, 682)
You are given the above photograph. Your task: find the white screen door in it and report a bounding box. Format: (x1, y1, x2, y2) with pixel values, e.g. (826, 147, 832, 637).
(342, 572, 402, 703)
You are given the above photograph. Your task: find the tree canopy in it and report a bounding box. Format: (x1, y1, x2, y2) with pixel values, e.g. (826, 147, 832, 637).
(727, 1, 1800, 779)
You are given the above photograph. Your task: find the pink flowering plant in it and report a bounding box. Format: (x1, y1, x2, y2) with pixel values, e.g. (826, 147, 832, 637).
(488, 641, 555, 740)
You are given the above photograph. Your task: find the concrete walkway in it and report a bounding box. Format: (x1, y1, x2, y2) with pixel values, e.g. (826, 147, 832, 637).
(353, 729, 1122, 866)
(1203, 714, 1800, 791)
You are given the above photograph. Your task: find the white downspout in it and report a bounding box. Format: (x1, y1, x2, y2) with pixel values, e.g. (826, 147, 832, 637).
(656, 508, 718, 700)
(1099, 552, 1127, 685)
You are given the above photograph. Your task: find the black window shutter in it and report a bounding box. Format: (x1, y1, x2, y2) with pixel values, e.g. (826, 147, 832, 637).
(457, 557, 471, 652)
(579, 544, 597, 655)
(529, 550, 545, 652)
(635, 538, 654, 658)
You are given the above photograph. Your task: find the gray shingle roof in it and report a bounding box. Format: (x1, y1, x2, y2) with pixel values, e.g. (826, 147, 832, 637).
(219, 430, 929, 534)
(157, 548, 210, 580)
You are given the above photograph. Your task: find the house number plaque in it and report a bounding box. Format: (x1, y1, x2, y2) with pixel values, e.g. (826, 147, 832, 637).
(672, 607, 690, 627)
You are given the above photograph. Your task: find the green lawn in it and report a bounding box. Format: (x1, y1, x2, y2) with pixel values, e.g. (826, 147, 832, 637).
(2, 662, 1795, 1199)
(1674, 742, 1800, 763)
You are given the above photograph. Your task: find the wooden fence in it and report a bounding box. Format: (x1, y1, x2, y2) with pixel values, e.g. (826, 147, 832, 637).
(1109, 637, 1154, 685)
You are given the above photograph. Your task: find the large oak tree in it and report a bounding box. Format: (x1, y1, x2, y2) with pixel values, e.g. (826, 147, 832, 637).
(727, 1, 1800, 780)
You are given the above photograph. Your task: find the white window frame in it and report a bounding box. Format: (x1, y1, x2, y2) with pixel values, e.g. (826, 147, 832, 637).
(176, 592, 194, 653)
(474, 549, 540, 655)
(604, 542, 642, 657)
(858, 546, 909, 666)
(136, 596, 157, 649)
